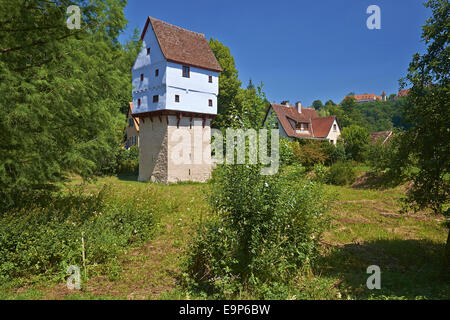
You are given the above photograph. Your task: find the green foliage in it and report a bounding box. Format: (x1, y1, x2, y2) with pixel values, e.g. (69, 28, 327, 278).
(279, 138, 295, 165)
(184, 164, 329, 297)
(326, 161, 358, 186)
(396, 0, 450, 220)
(116, 146, 139, 174)
(341, 125, 370, 161)
(312, 100, 324, 110)
(292, 140, 327, 168)
(0, 0, 139, 210)
(208, 38, 241, 128)
(0, 186, 157, 283)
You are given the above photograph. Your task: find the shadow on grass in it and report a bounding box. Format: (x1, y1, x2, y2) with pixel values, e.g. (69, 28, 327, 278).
(117, 173, 139, 182)
(352, 171, 404, 190)
(316, 239, 450, 299)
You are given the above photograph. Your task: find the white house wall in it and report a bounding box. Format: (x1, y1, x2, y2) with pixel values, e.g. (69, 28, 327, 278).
(131, 25, 218, 116)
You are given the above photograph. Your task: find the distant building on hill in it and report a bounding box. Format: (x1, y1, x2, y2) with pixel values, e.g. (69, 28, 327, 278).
(346, 91, 387, 103)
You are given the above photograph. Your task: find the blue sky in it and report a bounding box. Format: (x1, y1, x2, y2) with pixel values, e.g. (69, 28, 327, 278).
(119, 0, 430, 106)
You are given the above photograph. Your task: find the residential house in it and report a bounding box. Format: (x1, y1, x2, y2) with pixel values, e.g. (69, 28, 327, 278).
(263, 101, 341, 145)
(125, 102, 140, 148)
(131, 16, 222, 183)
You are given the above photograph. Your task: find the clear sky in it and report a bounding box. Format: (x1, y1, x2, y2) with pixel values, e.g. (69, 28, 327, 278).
(119, 0, 430, 106)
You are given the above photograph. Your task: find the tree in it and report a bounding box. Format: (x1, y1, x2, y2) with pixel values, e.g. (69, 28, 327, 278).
(399, 0, 449, 267)
(312, 99, 324, 110)
(341, 125, 370, 161)
(236, 80, 270, 129)
(325, 99, 336, 106)
(209, 38, 241, 128)
(0, 0, 138, 210)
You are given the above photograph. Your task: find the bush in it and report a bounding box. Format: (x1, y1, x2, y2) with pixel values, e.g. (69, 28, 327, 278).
(341, 125, 370, 162)
(184, 164, 330, 298)
(117, 146, 139, 174)
(0, 186, 157, 283)
(279, 138, 295, 166)
(326, 161, 358, 186)
(292, 141, 327, 168)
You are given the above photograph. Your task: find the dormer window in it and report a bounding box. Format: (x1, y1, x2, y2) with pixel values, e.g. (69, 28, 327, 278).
(208, 75, 213, 83)
(155, 69, 159, 77)
(296, 123, 309, 131)
(153, 95, 159, 103)
(182, 66, 190, 78)
(140, 74, 144, 81)
(147, 48, 151, 55)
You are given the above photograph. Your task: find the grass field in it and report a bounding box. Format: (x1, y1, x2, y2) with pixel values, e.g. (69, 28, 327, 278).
(1, 173, 448, 300)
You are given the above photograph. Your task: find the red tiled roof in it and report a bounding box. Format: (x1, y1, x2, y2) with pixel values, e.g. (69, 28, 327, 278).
(350, 94, 377, 101)
(398, 89, 410, 97)
(141, 17, 222, 72)
(268, 103, 337, 139)
(311, 116, 336, 138)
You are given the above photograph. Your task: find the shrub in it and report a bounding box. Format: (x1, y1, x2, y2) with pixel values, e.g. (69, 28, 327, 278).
(117, 146, 139, 174)
(279, 138, 295, 166)
(292, 141, 327, 168)
(341, 125, 370, 162)
(311, 163, 329, 183)
(0, 186, 157, 283)
(326, 161, 358, 186)
(184, 164, 330, 298)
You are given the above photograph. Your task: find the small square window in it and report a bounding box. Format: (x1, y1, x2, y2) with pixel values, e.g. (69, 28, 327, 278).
(147, 48, 151, 55)
(208, 75, 213, 83)
(153, 95, 159, 103)
(155, 69, 159, 77)
(208, 99, 213, 107)
(140, 74, 144, 81)
(182, 66, 190, 78)
(137, 98, 141, 106)
(175, 95, 180, 103)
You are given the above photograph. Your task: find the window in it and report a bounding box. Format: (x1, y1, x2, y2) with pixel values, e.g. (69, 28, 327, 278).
(296, 123, 308, 130)
(137, 98, 141, 106)
(175, 95, 180, 103)
(132, 136, 136, 145)
(182, 65, 190, 78)
(140, 74, 144, 81)
(147, 48, 151, 55)
(208, 99, 213, 107)
(208, 75, 213, 83)
(333, 124, 337, 131)
(128, 118, 133, 127)
(153, 95, 159, 103)
(155, 69, 159, 77)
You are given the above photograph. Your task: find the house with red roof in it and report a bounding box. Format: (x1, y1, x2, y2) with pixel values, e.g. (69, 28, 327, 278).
(125, 102, 139, 148)
(263, 101, 341, 145)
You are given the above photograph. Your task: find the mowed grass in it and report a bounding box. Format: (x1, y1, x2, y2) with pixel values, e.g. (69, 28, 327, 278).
(1, 174, 448, 300)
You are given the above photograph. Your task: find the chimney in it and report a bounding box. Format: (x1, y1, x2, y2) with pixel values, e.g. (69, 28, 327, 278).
(295, 101, 302, 113)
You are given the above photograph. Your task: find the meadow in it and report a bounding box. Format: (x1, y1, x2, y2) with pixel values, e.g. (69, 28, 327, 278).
(0, 172, 448, 300)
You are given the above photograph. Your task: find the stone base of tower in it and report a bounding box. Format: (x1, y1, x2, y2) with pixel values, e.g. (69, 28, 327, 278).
(137, 113, 213, 184)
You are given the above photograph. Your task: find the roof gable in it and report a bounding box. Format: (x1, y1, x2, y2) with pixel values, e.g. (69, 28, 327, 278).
(267, 103, 337, 139)
(141, 17, 222, 72)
